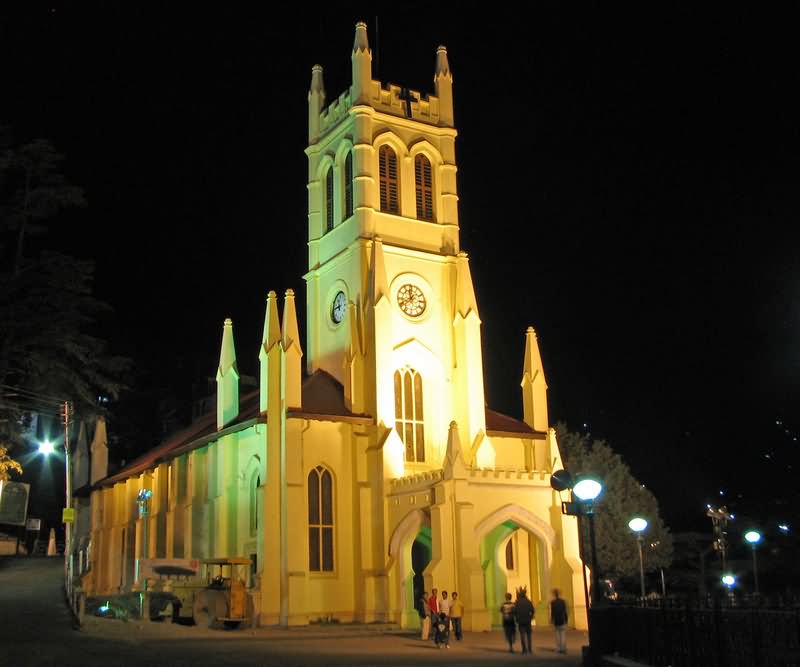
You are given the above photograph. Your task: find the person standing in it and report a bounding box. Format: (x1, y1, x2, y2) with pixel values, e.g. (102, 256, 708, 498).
(449, 592, 464, 641)
(418, 590, 431, 641)
(428, 588, 439, 642)
(439, 590, 451, 622)
(500, 592, 516, 653)
(514, 588, 535, 655)
(550, 589, 568, 654)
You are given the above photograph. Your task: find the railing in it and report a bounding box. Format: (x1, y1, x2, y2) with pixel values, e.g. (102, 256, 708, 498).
(590, 597, 800, 667)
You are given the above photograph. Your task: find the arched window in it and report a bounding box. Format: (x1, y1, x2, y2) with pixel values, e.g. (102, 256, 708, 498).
(249, 472, 260, 537)
(308, 466, 334, 571)
(325, 167, 334, 232)
(379, 145, 399, 214)
(505, 537, 515, 570)
(414, 154, 434, 221)
(344, 151, 354, 220)
(394, 368, 425, 462)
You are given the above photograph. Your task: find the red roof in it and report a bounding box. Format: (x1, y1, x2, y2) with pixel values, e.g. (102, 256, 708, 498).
(485, 408, 542, 437)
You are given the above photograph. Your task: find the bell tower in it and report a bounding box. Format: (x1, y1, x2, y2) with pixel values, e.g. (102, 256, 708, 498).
(304, 21, 486, 468)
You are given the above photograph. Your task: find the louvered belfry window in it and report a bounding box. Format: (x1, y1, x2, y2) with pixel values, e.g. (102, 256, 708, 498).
(344, 151, 354, 220)
(394, 368, 425, 462)
(325, 167, 334, 232)
(308, 466, 334, 572)
(414, 154, 434, 221)
(379, 145, 399, 213)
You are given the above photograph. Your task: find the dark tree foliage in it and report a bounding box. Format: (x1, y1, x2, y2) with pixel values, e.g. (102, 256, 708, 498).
(0, 132, 129, 453)
(556, 423, 674, 580)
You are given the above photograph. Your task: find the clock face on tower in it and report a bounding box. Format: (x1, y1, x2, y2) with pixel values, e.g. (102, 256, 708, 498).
(331, 290, 347, 324)
(397, 284, 426, 317)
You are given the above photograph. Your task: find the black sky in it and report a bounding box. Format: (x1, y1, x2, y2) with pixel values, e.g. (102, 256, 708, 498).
(3, 3, 799, 532)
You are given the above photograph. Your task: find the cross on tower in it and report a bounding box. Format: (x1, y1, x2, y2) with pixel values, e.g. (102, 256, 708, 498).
(398, 87, 418, 118)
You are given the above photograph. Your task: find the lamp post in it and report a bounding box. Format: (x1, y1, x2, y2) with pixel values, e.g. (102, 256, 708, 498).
(744, 530, 762, 595)
(573, 477, 604, 607)
(628, 517, 648, 600)
(37, 400, 73, 598)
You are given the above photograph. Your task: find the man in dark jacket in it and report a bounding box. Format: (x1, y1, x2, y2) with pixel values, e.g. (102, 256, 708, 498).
(550, 588, 568, 654)
(514, 588, 535, 655)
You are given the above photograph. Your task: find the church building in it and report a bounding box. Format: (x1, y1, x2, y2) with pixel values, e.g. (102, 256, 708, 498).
(80, 22, 586, 631)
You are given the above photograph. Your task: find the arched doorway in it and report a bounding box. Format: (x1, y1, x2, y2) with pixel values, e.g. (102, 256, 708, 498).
(475, 505, 554, 626)
(480, 521, 547, 625)
(411, 526, 432, 614)
(389, 509, 432, 628)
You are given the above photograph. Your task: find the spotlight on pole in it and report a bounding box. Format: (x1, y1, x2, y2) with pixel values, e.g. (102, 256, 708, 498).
(722, 574, 736, 588)
(38, 440, 55, 456)
(628, 517, 649, 600)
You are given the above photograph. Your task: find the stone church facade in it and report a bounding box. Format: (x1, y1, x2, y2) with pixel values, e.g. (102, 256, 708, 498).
(80, 22, 586, 630)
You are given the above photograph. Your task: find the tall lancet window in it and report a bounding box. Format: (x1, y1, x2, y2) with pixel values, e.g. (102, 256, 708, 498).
(325, 167, 334, 232)
(394, 368, 425, 462)
(379, 145, 399, 213)
(414, 154, 434, 221)
(344, 151, 354, 220)
(308, 465, 334, 571)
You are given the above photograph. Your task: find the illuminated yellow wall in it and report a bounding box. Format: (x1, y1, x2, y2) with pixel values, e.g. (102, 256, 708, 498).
(80, 21, 586, 634)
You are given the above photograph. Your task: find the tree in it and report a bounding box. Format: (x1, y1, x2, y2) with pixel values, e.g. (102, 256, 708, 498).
(0, 445, 22, 481)
(556, 423, 673, 581)
(0, 133, 129, 454)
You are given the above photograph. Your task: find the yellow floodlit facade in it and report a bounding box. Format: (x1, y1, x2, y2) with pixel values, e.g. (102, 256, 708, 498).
(80, 22, 586, 631)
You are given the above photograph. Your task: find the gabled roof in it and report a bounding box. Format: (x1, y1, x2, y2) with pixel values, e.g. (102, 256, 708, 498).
(485, 408, 545, 439)
(97, 390, 260, 488)
(94, 373, 543, 490)
(296, 369, 369, 419)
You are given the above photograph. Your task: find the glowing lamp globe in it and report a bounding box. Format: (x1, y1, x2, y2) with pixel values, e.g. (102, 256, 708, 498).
(722, 574, 736, 587)
(744, 530, 762, 545)
(38, 440, 55, 456)
(629, 517, 648, 533)
(573, 478, 603, 502)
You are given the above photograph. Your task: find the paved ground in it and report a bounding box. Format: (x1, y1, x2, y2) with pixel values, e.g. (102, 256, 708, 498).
(0, 556, 587, 666)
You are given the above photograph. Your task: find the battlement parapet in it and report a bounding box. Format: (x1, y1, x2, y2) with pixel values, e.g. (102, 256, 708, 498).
(319, 89, 352, 135)
(389, 469, 443, 493)
(318, 80, 443, 136)
(467, 467, 551, 483)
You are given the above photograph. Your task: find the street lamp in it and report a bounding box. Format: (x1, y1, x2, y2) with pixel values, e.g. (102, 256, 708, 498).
(572, 475, 604, 608)
(38, 439, 55, 456)
(628, 517, 648, 600)
(722, 573, 736, 588)
(744, 530, 762, 594)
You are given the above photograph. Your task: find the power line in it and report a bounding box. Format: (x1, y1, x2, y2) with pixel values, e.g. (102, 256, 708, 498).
(0, 383, 65, 405)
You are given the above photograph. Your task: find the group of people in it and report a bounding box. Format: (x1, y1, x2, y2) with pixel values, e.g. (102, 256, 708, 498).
(417, 586, 569, 654)
(417, 588, 464, 648)
(501, 588, 569, 655)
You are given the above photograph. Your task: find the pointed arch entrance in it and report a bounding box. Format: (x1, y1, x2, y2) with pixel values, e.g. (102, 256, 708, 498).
(476, 504, 554, 625)
(388, 509, 432, 628)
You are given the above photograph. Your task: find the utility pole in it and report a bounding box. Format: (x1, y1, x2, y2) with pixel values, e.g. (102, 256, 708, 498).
(62, 400, 72, 598)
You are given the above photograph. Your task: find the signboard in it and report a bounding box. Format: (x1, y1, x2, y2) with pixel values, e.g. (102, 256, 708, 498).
(0, 481, 30, 526)
(62, 507, 75, 523)
(138, 558, 200, 580)
(25, 518, 41, 532)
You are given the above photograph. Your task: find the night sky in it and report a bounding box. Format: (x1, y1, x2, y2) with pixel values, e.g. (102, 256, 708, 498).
(3, 4, 798, 533)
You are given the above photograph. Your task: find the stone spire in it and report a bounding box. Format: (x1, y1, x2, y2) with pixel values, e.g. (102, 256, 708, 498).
(308, 64, 326, 144)
(216, 318, 240, 429)
(434, 45, 454, 127)
(259, 291, 282, 413)
(368, 237, 390, 307)
(455, 252, 479, 319)
(351, 21, 373, 106)
(520, 327, 548, 432)
(443, 421, 467, 480)
(281, 289, 303, 410)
